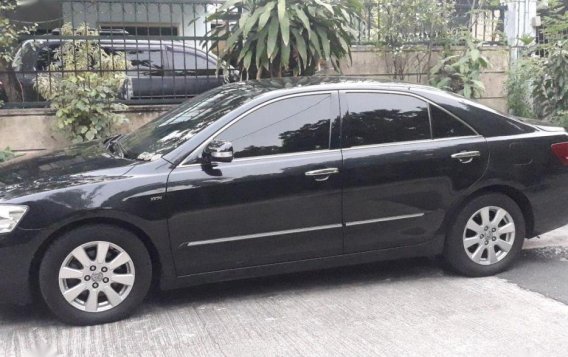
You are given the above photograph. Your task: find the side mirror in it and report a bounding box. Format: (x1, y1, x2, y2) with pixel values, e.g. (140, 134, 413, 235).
(203, 140, 234, 164)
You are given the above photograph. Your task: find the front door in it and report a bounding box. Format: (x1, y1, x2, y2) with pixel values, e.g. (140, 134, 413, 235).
(340, 91, 489, 253)
(168, 92, 343, 275)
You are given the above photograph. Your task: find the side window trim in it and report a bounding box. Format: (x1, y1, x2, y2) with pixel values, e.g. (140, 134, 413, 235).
(178, 91, 340, 167)
(338, 89, 479, 150)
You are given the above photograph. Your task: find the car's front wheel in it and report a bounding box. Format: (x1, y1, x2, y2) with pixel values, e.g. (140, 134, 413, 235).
(39, 225, 152, 325)
(444, 193, 525, 277)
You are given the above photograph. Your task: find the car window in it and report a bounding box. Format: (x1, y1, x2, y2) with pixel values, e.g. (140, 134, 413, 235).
(214, 94, 333, 159)
(125, 48, 164, 75)
(430, 105, 476, 138)
(36, 45, 60, 71)
(120, 83, 266, 159)
(169, 50, 212, 70)
(343, 93, 431, 148)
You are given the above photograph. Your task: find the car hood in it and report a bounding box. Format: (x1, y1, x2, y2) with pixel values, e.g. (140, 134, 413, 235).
(0, 141, 138, 201)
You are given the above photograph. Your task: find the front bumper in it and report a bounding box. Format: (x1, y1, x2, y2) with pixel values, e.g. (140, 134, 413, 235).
(0, 228, 44, 305)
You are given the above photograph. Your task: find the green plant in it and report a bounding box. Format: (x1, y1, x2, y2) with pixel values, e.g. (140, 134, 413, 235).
(372, 0, 455, 49)
(532, 41, 568, 124)
(429, 35, 490, 99)
(207, 0, 362, 79)
(540, 0, 568, 45)
(35, 24, 129, 143)
(368, 0, 456, 80)
(0, 0, 35, 102)
(506, 56, 539, 118)
(0, 147, 15, 163)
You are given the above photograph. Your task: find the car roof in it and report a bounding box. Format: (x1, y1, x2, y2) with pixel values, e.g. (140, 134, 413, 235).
(224, 76, 461, 101)
(25, 38, 207, 52)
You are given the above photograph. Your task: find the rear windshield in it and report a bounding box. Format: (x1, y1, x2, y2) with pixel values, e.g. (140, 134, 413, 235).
(419, 88, 537, 137)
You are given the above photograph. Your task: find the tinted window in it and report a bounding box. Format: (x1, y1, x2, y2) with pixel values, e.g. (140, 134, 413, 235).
(101, 26, 178, 36)
(125, 49, 164, 74)
(169, 51, 212, 71)
(343, 93, 430, 147)
(36, 45, 60, 71)
(430, 105, 476, 138)
(120, 83, 267, 159)
(215, 94, 332, 159)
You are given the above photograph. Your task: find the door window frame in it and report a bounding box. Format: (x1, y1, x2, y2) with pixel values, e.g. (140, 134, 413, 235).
(178, 90, 341, 167)
(339, 90, 480, 150)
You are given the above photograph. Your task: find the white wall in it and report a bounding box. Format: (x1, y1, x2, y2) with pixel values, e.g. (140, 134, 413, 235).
(505, 0, 538, 60)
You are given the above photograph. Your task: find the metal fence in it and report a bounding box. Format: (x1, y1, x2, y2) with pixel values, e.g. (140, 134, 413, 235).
(535, 5, 568, 46)
(3, 0, 507, 108)
(3, 0, 235, 108)
(354, 3, 507, 46)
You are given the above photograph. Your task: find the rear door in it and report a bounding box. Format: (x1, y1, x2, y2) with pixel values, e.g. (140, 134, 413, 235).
(340, 91, 489, 253)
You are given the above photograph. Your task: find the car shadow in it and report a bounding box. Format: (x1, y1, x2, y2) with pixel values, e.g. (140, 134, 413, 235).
(148, 256, 447, 308)
(0, 251, 544, 325)
(0, 256, 443, 324)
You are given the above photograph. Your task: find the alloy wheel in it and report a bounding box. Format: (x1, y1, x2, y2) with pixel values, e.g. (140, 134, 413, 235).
(58, 241, 135, 313)
(462, 206, 516, 266)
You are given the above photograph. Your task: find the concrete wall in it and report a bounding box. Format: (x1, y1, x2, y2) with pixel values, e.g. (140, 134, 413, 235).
(331, 46, 510, 113)
(0, 105, 173, 154)
(1, 46, 511, 154)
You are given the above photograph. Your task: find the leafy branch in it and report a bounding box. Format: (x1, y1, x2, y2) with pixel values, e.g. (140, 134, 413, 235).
(206, 0, 362, 79)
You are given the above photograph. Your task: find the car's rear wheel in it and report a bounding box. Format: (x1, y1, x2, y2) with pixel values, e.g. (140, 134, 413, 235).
(444, 193, 525, 276)
(39, 225, 152, 325)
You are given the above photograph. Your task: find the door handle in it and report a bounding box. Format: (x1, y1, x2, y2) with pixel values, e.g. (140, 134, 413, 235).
(305, 168, 339, 181)
(451, 151, 481, 164)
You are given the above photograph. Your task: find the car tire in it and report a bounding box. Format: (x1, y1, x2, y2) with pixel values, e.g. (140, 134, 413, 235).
(38, 225, 152, 326)
(444, 193, 525, 277)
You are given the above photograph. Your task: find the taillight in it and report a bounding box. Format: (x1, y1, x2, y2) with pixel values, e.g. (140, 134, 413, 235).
(552, 142, 568, 165)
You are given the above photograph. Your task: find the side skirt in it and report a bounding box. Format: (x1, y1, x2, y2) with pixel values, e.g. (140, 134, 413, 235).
(160, 235, 445, 291)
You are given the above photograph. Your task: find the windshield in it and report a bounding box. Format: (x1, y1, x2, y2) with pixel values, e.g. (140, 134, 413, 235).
(120, 83, 265, 160)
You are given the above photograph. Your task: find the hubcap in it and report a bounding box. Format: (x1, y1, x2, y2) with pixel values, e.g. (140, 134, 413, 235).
(463, 206, 516, 266)
(58, 241, 135, 313)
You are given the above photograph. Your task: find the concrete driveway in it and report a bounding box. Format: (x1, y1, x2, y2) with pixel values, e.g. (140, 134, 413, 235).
(2, 227, 568, 357)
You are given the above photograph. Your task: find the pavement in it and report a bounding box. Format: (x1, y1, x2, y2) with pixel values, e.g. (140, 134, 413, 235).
(2, 227, 568, 357)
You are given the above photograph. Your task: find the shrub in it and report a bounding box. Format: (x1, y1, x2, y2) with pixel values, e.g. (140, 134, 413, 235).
(0, 0, 35, 103)
(370, 0, 455, 80)
(506, 57, 539, 118)
(35, 24, 129, 143)
(0, 147, 15, 163)
(532, 41, 568, 125)
(429, 35, 490, 99)
(207, 0, 362, 79)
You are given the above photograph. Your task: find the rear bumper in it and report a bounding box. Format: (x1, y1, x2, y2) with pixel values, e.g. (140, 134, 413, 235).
(527, 173, 568, 237)
(0, 228, 44, 305)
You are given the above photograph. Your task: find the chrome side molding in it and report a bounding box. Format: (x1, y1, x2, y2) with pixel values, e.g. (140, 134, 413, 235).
(181, 213, 426, 248)
(344, 213, 425, 227)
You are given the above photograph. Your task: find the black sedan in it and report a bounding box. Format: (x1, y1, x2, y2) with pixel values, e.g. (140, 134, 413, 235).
(1, 77, 568, 325)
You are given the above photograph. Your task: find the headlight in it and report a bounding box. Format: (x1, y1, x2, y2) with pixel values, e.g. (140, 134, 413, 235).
(0, 205, 28, 234)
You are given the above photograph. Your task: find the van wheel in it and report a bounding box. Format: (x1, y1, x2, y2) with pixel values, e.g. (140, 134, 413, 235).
(38, 225, 152, 325)
(444, 193, 525, 277)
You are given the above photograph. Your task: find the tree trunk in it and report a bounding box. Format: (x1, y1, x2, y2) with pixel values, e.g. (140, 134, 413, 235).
(0, 59, 23, 103)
